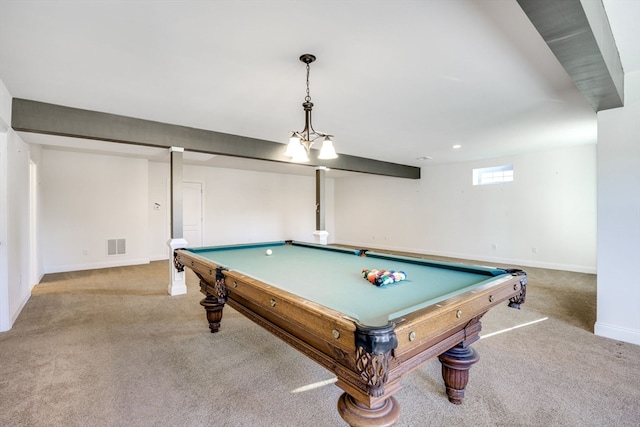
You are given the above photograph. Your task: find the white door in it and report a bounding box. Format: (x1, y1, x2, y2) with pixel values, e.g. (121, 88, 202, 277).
(183, 182, 203, 248)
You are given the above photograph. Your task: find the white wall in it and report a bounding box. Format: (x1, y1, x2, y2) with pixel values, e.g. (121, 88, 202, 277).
(335, 144, 597, 273)
(0, 77, 33, 331)
(0, 91, 9, 332)
(7, 130, 31, 307)
(40, 155, 333, 273)
(596, 69, 640, 345)
(41, 149, 150, 273)
(148, 161, 170, 260)
(146, 161, 334, 258)
(182, 164, 327, 246)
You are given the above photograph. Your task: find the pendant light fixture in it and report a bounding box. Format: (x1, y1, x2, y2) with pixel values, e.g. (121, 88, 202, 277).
(284, 54, 338, 163)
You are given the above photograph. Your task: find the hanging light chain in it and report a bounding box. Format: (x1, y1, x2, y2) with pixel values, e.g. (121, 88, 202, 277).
(305, 62, 311, 102)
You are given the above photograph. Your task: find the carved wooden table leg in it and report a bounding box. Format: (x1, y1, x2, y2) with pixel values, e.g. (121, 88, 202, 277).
(337, 393, 400, 427)
(438, 344, 479, 404)
(196, 269, 229, 333)
(200, 295, 225, 333)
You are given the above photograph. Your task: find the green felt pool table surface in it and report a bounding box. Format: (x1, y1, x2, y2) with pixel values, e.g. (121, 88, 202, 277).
(187, 241, 509, 326)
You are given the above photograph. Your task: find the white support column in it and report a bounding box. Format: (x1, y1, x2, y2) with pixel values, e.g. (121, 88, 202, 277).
(168, 237, 188, 295)
(595, 71, 640, 345)
(313, 230, 329, 245)
(313, 167, 329, 245)
(168, 146, 188, 296)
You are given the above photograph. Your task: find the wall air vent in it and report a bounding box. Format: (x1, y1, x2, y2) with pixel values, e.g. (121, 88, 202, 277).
(107, 238, 126, 256)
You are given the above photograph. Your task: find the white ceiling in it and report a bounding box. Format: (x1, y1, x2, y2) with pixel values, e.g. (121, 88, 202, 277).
(0, 1, 638, 176)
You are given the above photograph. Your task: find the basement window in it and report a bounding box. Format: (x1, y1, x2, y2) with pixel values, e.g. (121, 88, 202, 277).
(473, 165, 513, 186)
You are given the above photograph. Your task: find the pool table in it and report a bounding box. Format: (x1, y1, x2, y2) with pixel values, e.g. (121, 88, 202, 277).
(174, 241, 526, 427)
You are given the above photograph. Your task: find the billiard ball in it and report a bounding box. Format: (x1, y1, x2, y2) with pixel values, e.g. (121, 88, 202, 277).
(266, 249, 273, 256)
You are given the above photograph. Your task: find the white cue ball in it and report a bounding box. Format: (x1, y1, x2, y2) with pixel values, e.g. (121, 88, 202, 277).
(266, 249, 273, 256)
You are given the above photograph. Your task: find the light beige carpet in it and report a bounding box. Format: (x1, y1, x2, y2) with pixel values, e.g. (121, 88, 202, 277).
(1, 260, 639, 426)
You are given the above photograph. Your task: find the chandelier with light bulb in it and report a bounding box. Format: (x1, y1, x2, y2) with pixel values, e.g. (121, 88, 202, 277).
(284, 54, 338, 163)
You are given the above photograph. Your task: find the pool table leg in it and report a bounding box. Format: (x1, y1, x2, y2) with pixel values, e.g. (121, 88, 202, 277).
(199, 295, 225, 333)
(438, 344, 480, 404)
(196, 270, 229, 333)
(337, 392, 400, 427)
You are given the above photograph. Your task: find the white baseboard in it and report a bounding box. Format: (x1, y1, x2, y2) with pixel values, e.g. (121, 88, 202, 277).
(428, 250, 597, 274)
(334, 240, 596, 274)
(43, 257, 151, 274)
(595, 322, 640, 346)
(6, 288, 31, 331)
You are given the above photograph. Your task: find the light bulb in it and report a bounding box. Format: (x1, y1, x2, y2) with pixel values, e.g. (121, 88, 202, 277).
(318, 137, 338, 160)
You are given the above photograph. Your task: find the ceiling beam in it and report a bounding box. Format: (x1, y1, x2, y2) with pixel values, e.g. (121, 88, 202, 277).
(517, 0, 624, 111)
(11, 98, 420, 179)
